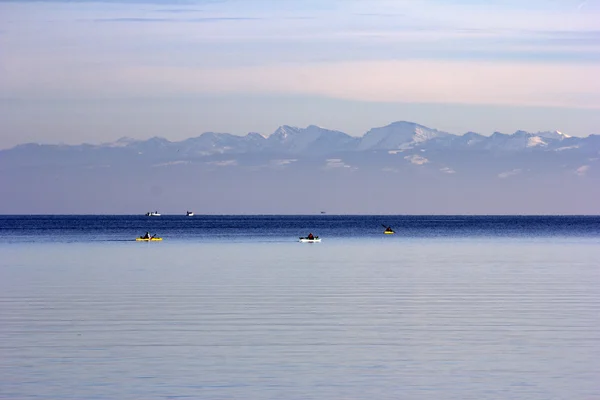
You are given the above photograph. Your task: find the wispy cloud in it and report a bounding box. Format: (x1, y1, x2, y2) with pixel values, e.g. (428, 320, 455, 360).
(405, 155, 429, 165)
(498, 169, 522, 179)
(153, 160, 190, 167)
(92, 16, 262, 22)
(52, 60, 595, 109)
(575, 165, 589, 176)
(207, 159, 237, 167)
(1, 0, 207, 3)
(92, 17, 171, 22)
(324, 158, 353, 169)
(153, 8, 206, 13)
(4, 57, 599, 109)
(270, 159, 297, 167)
(576, 1, 588, 12)
(382, 167, 400, 173)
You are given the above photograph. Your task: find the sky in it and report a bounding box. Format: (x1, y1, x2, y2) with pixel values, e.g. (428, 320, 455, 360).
(1, 0, 600, 148)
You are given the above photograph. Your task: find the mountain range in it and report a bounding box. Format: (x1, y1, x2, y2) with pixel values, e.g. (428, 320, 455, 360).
(5, 121, 599, 159)
(1, 121, 599, 214)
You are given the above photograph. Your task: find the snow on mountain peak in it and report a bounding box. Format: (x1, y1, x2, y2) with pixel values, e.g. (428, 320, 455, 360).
(101, 136, 139, 147)
(526, 136, 547, 147)
(414, 126, 442, 143)
(245, 132, 267, 140)
(271, 125, 305, 141)
(116, 136, 137, 143)
(266, 125, 349, 153)
(358, 121, 450, 151)
(535, 130, 570, 140)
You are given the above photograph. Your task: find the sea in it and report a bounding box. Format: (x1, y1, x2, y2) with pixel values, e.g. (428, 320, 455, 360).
(1, 215, 599, 400)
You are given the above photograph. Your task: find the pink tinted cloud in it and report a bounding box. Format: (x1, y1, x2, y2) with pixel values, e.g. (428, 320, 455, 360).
(113, 60, 600, 109)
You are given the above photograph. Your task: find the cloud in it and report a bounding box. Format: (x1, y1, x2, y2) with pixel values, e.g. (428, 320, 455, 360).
(575, 165, 589, 176)
(1, 0, 205, 3)
(6, 59, 598, 109)
(154, 8, 206, 13)
(270, 159, 297, 167)
(153, 160, 190, 167)
(382, 167, 399, 173)
(498, 168, 521, 178)
(324, 158, 352, 169)
(207, 159, 237, 166)
(554, 145, 580, 152)
(93, 18, 172, 22)
(2, 0, 600, 112)
(92, 17, 262, 23)
(404, 155, 429, 165)
(440, 167, 456, 174)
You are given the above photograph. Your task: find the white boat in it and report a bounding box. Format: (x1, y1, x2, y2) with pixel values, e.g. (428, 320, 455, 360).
(186, 211, 194, 216)
(299, 237, 321, 243)
(146, 211, 161, 217)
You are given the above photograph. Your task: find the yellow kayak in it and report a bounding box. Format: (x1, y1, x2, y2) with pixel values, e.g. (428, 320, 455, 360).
(136, 237, 163, 241)
(384, 231, 395, 234)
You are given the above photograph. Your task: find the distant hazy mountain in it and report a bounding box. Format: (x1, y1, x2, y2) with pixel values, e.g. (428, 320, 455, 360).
(1, 121, 599, 214)
(357, 121, 450, 151)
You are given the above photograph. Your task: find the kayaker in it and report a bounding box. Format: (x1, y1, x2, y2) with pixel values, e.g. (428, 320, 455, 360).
(307, 233, 314, 240)
(142, 232, 151, 239)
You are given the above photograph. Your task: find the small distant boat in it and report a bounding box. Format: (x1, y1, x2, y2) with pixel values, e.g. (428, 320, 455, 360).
(299, 236, 321, 243)
(186, 211, 194, 216)
(146, 211, 161, 217)
(382, 224, 395, 234)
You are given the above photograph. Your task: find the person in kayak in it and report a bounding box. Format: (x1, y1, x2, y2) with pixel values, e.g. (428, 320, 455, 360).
(385, 226, 393, 232)
(307, 233, 314, 240)
(142, 232, 151, 239)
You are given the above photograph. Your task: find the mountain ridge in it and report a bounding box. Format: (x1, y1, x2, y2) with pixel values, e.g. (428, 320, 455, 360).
(2, 120, 599, 214)
(5, 121, 598, 155)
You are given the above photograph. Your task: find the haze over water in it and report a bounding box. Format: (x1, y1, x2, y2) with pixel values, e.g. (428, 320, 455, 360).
(1, 216, 599, 399)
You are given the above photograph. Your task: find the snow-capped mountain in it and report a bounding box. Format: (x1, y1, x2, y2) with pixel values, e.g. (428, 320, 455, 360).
(468, 130, 562, 151)
(176, 132, 267, 155)
(264, 125, 358, 154)
(357, 121, 450, 151)
(533, 130, 570, 141)
(3, 121, 598, 160)
(1, 121, 599, 214)
(2, 121, 599, 171)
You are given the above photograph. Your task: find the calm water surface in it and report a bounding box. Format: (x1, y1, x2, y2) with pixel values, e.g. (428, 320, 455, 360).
(1, 216, 599, 399)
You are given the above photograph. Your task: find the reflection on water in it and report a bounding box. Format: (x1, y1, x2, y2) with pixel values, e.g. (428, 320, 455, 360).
(1, 240, 599, 399)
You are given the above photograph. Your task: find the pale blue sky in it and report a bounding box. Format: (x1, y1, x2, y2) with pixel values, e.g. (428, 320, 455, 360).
(1, 0, 599, 147)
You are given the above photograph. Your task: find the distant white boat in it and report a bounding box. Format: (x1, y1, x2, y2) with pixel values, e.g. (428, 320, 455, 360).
(146, 211, 161, 217)
(186, 211, 194, 216)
